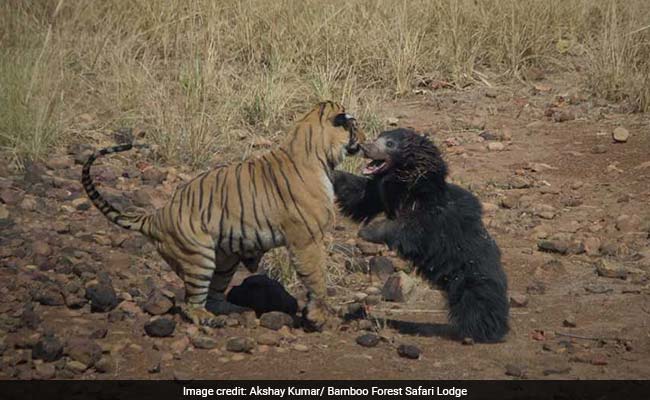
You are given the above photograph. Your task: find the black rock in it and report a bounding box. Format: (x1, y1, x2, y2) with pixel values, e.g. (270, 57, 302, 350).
(356, 333, 380, 348)
(85, 283, 119, 313)
(144, 317, 176, 337)
(32, 334, 64, 362)
(369, 256, 395, 281)
(397, 344, 421, 360)
(227, 275, 298, 316)
(259, 311, 294, 331)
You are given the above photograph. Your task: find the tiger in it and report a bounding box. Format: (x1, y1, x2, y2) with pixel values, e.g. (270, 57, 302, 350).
(81, 101, 365, 330)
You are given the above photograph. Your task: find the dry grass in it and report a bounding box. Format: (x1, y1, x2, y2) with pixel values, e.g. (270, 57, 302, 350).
(1, 0, 649, 167)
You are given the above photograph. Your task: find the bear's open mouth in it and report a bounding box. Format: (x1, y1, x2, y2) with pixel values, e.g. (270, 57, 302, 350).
(362, 158, 390, 175)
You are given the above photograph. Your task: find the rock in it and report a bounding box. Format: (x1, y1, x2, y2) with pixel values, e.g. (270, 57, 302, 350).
(382, 272, 416, 302)
(482, 202, 498, 214)
(19, 196, 37, 211)
(599, 241, 619, 256)
(66, 360, 88, 374)
(72, 198, 91, 211)
(226, 337, 255, 353)
(66, 338, 102, 367)
(387, 117, 399, 126)
(170, 337, 190, 354)
(143, 291, 174, 315)
(543, 365, 571, 376)
(584, 284, 613, 294)
(509, 293, 529, 308)
(479, 130, 499, 141)
(34, 363, 56, 379)
(484, 88, 498, 98)
(110, 127, 132, 144)
(365, 286, 381, 296)
(487, 142, 505, 151)
(358, 319, 374, 331)
(1, 189, 22, 206)
(144, 317, 176, 337)
(227, 275, 298, 316)
(259, 311, 293, 331)
(0, 203, 9, 219)
(256, 332, 280, 346)
(500, 196, 519, 209)
(356, 241, 383, 255)
(397, 344, 421, 360)
(365, 295, 381, 306)
(590, 355, 608, 366)
(505, 363, 527, 378)
(237, 310, 258, 328)
(23, 162, 46, 185)
(141, 167, 167, 184)
(462, 337, 475, 346)
(615, 215, 641, 232)
(356, 333, 380, 348)
(537, 239, 568, 254)
(595, 259, 627, 279)
(582, 237, 601, 256)
(590, 144, 608, 155)
(148, 360, 161, 374)
(526, 281, 546, 295)
(369, 256, 395, 281)
(32, 242, 52, 257)
(509, 177, 532, 189)
(612, 127, 629, 142)
(90, 327, 108, 339)
(173, 370, 193, 381)
(35, 285, 65, 306)
(191, 335, 219, 350)
(566, 241, 585, 255)
(552, 110, 575, 123)
(353, 292, 368, 302)
(293, 344, 309, 352)
(32, 334, 64, 362)
(563, 315, 577, 328)
(85, 283, 119, 313)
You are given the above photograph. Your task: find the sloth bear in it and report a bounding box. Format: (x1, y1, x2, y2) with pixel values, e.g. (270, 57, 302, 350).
(334, 128, 509, 342)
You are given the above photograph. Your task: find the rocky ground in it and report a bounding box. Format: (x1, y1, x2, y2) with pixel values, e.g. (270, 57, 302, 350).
(0, 71, 649, 380)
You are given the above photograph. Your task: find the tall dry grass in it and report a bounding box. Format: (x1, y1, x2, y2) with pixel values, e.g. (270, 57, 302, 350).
(1, 0, 649, 167)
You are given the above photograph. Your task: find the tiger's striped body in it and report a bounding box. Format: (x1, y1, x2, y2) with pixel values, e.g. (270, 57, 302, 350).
(82, 102, 364, 329)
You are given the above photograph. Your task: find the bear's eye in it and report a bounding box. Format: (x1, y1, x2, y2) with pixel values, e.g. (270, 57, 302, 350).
(386, 140, 395, 148)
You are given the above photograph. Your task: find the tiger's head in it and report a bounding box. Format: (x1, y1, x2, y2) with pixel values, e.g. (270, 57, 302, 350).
(286, 101, 366, 168)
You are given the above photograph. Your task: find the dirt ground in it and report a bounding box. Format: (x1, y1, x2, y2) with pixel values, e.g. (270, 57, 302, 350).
(1, 71, 649, 380)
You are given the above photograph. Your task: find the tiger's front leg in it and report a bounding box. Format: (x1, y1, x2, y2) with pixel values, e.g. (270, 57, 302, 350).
(288, 240, 339, 332)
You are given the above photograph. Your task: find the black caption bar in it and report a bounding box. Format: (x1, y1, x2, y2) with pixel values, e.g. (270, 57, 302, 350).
(1, 380, 648, 400)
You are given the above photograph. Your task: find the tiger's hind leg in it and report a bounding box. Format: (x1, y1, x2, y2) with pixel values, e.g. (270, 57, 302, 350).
(204, 254, 252, 316)
(288, 240, 339, 332)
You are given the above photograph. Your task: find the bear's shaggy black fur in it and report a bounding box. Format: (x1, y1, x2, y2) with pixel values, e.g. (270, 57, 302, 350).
(227, 275, 298, 317)
(334, 128, 509, 342)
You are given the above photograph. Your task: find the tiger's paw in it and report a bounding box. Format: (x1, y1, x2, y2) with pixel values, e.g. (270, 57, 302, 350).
(301, 299, 341, 333)
(180, 305, 226, 328)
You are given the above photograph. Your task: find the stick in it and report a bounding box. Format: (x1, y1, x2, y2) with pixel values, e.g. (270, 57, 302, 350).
(555, 331, 630, 342)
